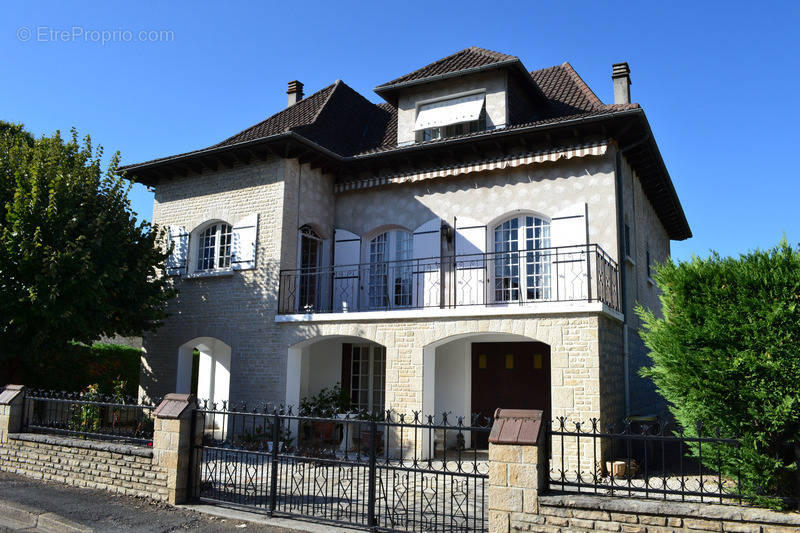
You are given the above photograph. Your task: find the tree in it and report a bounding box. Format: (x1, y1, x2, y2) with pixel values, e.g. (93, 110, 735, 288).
(638, 240, 800, 507)
(0, 122, 175, 380)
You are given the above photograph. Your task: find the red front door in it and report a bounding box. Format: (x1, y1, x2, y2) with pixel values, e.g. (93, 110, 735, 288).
(471, 342, 551, 448)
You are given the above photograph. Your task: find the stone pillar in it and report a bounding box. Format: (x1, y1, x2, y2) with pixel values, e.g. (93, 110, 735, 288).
(488, 409, 547, 533)
(152, 393, 197, 504)
(0, 385, 26, 441)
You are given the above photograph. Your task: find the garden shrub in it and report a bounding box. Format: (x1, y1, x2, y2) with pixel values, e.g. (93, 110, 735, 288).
(638, 239, 800, 508)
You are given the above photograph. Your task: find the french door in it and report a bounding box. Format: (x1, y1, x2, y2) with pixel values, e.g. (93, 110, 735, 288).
(367, 230, 413, 309)
(348, 344, 386, 414)
(492, 215, 551, 303)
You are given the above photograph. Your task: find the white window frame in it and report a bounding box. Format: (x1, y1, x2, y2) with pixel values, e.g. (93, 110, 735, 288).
(297, 226, 323, 311)
(491, 214, 551, 303)
(349, 344, 386, 414)
(195, 222, 233, 273)
(363, 229, 413, 310)
(413, 89, 489, 143)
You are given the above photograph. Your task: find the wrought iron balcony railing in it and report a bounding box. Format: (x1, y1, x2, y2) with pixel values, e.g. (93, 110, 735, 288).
(278, 243, 619, 315)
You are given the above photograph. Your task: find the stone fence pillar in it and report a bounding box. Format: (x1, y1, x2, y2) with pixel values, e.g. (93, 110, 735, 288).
(152, 393, 199, 504)
(0, 385, 26, 441)
(488, 408, 547, 533)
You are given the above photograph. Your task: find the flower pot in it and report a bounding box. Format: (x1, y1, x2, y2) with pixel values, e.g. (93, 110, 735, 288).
(360, 429, 384, 452)
(312, 420, 336, 443)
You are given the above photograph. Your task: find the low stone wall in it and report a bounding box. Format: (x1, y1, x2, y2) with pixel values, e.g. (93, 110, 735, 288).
(0, 433, 169, 501)
(487, 409, 800, 533)
(532, 494, 800, 533)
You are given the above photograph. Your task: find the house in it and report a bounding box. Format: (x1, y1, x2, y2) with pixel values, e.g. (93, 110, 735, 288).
(122, 47, 690, 437)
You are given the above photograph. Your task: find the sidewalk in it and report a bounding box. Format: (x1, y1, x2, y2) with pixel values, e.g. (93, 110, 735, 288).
(0, 471, 319, 533)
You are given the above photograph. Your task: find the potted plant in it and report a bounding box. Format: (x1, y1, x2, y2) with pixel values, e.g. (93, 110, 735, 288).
(357, 409, 385, 452)
(299, 383, 350, 443)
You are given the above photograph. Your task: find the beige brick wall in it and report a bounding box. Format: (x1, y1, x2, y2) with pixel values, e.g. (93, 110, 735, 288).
(0, 434, 168, 500)
(142, 157, 294, 404)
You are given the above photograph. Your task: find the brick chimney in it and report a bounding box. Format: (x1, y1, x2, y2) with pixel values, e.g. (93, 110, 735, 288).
(287, 80, 304, 107)
(612, 63, 631, 105)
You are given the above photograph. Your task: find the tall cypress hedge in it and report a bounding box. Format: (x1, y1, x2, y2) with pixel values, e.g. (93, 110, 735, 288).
(638, 240, 800, 508)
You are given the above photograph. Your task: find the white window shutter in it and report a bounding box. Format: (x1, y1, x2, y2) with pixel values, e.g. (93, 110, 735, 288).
(165, 226, 188, 276)
(333, 229, 361, 312)
(454, 217, 486, 306)
(550, 207, 588, 300)
(232, 214, 258, 270)
(412, 218, 442, 308)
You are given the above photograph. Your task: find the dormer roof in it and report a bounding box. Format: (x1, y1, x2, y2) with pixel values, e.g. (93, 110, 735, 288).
(374, 47, 547, 105)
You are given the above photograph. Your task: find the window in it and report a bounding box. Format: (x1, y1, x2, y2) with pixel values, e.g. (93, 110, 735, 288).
(367, 230, 412, 309)
(414, 93, 487, 142)
(419, 109, 486, 141)
(646, 246, 652, 280)
(349, 344, 386, 414)
(196, 223, 232, 272)
(299, 226, 322, 310)
(493, 215, 551, 302)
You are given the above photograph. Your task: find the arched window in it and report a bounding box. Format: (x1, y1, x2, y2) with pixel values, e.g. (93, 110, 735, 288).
(367, 229, 412, 309)
(196, 222, 233, 272)
(493, 215, 551, 302)
(299, 226, 322, 310)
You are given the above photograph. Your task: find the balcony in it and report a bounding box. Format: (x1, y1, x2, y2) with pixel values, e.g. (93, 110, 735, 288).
(277, 244, 619, 316)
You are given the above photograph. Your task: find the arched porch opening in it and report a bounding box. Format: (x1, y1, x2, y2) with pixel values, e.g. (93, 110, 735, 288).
(286, 336, 387, 415)
(176, 337, 231, 408)
(423, 332, 551, 450)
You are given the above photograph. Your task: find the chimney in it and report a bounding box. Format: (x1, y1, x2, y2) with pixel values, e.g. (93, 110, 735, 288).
(287, 80, 304, 107)
(612, 62, 631, 105)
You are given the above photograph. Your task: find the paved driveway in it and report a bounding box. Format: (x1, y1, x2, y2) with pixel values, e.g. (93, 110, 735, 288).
(0, 471, 299, 533)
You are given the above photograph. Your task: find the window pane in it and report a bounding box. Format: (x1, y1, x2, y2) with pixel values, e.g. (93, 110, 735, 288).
(217, 224, 232, 268)
(197, 225, 217, 271)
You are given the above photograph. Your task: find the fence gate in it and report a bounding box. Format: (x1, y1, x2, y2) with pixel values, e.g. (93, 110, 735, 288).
(189, 404, 490, 532)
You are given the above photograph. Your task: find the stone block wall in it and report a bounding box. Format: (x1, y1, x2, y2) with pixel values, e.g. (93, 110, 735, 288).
(0, 433, 168, 500)
(488, 410, 800, 533)
(532, 494, 800, 533)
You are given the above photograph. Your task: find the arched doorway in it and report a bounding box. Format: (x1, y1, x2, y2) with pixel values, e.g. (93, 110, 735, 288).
(176, 337, 231, 408)
(424, 333, 552, 449)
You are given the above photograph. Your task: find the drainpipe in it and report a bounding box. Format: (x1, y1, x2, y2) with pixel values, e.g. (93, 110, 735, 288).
(615, 131, 650, 419)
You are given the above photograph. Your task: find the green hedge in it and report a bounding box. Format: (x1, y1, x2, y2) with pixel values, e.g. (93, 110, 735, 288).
(18, 342, 141, 398)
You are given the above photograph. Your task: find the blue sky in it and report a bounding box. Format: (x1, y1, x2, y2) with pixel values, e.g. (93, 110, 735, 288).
(2, 1, 798, 262)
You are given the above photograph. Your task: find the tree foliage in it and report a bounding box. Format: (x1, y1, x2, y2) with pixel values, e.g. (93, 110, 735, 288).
(638, 240, 800, 506)
(0, 122, 174, 375)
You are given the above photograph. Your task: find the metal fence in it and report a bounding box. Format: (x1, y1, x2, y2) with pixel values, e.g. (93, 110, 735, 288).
(190, 402, 492, 531)
(278, 243, 619, 315)
(22, 389, 157, 445)
(547, 417, 800, 510)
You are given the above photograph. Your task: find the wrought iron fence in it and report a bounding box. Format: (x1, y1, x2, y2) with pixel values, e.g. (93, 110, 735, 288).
(278, 243, 619, 315)
(190, 401, 492, 531)
(22, 389, 158, 445)
(547, 417, 800, 510)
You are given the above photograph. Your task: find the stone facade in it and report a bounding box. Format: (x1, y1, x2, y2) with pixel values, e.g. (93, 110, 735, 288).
(0, 433, 169, 500)
(281, 311, 622, 422)
(139, 136, 668, 426)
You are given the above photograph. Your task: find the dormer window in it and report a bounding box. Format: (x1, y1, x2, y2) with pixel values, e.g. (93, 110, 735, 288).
(414, 93, 487, 142)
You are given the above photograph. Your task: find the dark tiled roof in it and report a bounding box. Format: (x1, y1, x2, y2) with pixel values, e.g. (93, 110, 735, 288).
(214, 82, 338, 147)
(124, 61, 627, 165)
(375, 47, 518, 90)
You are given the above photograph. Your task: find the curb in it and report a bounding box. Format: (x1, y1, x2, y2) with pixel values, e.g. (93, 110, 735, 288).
(0, 499, 92, 532)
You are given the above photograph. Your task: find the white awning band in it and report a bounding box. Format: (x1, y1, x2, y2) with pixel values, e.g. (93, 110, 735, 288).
(413, 93, 485, 131)
(335, 141, 610, 194)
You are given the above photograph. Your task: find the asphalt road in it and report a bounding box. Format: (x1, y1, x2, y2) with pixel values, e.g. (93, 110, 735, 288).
(0, 471, 297, 532)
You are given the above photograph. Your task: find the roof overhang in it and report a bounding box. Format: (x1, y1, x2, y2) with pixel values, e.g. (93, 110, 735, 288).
(121, 108, 690, 241)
